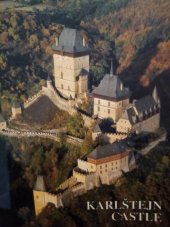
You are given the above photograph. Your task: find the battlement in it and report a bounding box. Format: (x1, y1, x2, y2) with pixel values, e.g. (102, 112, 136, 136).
(102, 132, 127, 143)
(24, 90, 44, 109)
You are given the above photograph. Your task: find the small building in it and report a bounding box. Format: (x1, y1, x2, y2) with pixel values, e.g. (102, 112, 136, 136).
(33, 175, 63, 216)
(74, 140, 131, 185)
(11, 101, 22, 119)
(0, 114, 6, 130)
(93, 62, 130, 122)
(117, 87, 160, 134)
(52, 27, 90, 99)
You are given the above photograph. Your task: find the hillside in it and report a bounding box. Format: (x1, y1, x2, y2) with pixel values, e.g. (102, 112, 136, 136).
(0, 0, 170, 130)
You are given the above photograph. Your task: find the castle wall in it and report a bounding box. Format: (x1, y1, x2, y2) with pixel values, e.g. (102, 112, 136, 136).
(24, 90, 44, 109)
(102, 133, 127, 143)
(42, 85, 75, 114)
(53, 54, 89, 98)
(56, 176, 77, 191)
(116, 119, 132, 133)
(133, 113, 160, 133)
(77, 159, 88, 172)
(71, 183, 86, 197)
(33, 190, 63, 216)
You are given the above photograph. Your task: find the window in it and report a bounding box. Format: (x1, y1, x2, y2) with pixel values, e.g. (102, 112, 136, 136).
(61, 72, 63, 79)
(98, 107, 100, 112)
(100, 165, 102, 169)
(105, 169, 107, 172)
(91, 165, 93, 169)
(61, 84, 63, 89)
(108, 109, 110, 114)
(108, 102, 110, 107)
(98, 99, 100, 104)
(105, 164, 107, 167)
(100, 171, 102, 174)
(68, 86, 70, 91)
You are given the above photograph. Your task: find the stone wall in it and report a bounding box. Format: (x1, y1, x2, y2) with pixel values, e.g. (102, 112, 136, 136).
(102, 133, 127, 143)
(56, 176, 77, 191)
(24, 90, 44, 109)
(133, 113, 160, 133)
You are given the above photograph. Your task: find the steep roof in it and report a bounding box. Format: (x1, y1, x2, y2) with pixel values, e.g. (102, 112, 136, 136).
(0, 114, 5, 123)
(133, 95, 156, 114)
(52, 28, 89, 54)
(92, 74, 130, 101)
(93, 124, 101, 133)
(120, 95, 158, 125)
(88, 141, 128, 160)
(34, 175, 46, 191)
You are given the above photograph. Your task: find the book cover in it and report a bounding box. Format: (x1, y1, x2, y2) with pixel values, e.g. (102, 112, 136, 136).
(0, 0, 170, 226)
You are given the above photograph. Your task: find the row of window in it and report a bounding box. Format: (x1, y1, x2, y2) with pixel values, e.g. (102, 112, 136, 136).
(97, 107, 110, 114)
(61, 84, 70, 91)
(100, 167, 118, 174)
(97, 100, 122, 107)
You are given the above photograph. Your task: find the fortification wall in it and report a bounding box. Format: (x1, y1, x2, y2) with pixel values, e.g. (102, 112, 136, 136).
(24, 90, 44, 109)
(133, 113, 160, 133)
(57, 176, 77, 191)
(77, 159, 88, 172)
(71, 183, 86, 197)
(102, 133, 127, 143)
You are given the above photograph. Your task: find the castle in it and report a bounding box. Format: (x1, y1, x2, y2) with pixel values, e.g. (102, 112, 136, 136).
(0, 27, 158, 216)
(0, 22, 162, 217)
(33, 140, 135, 215)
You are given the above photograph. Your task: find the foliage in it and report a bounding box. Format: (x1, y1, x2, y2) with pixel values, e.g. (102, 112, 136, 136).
(67, 113, 85, 138)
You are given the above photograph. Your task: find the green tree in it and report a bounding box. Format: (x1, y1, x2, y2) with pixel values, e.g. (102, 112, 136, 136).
(67, 113, 85, 138)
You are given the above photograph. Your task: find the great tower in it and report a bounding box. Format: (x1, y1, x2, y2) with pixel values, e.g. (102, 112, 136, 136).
(52, 28, 89, 99)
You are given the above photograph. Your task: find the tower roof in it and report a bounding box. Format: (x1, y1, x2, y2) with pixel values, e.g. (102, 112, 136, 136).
(93, 74, 130, 101)
(52, 28, 89, 55)
(47, 74, 51, 81)
(0, 114, 5, 123)
(34, 175, 46, 191)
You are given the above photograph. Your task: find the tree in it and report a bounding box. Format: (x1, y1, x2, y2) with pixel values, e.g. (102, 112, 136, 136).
(67, 113, 85, 138)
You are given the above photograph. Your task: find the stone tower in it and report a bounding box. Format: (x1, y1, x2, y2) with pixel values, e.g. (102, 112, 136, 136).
(93, 61, 130, 122)
(52, 28, 90, 99)
(33, 175, 46, 216)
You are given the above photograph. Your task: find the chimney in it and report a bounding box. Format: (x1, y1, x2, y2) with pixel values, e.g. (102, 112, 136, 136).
(55, 37, 59, 46)
(120, 82, 123, 91)
(83, 36, 86, 47)
(110, 58, 114, 78)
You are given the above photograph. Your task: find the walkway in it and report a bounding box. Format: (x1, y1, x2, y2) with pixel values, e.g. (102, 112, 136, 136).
(0, 128, 83, 146)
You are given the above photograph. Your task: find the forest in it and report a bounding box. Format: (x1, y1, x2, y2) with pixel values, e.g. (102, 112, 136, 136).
(0, 0, 170, 226)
